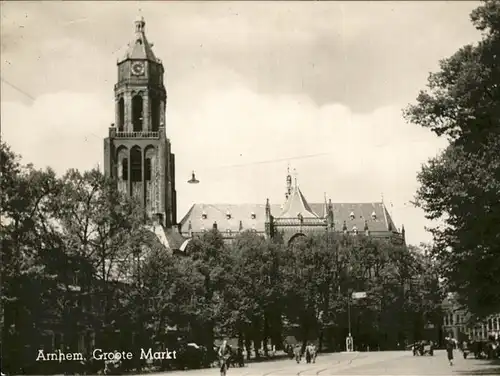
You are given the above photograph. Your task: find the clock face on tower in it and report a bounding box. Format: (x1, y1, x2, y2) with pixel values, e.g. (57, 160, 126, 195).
(131, 61, 145, 76)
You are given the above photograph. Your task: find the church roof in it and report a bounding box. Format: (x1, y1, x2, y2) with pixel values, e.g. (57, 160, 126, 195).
(105, 225, 187, 282)
(119, 16, 158, 63)
(150, 224, 186, 251)
(279, 185, 318, 218)
(179, 201, 399, 235)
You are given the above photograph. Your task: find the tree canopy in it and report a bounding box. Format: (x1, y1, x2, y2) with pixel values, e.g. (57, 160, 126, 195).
(1, 140, 445, 373)
(403, 0, 500, 318)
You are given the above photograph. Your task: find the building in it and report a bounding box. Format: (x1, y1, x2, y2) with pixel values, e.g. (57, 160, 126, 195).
(103, 16, 185, 251)
(102, 17, 404, 250)
(442, 294, 500, 341)
(179, 167, 405, 245)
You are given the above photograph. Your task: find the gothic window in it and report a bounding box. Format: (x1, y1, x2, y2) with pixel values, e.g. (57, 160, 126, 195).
(151, 97, 160, 132)
(122, 158, 128, 180)
(130, 147, 142, 182)
(132, 95, 143, 132)
(145, 158, 152, 181)
(117, 98, 125, 131)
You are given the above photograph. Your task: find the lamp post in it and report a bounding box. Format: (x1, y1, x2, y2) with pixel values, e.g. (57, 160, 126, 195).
(346, 253, 354, 352)
(188, 170, 199, 184)
(348, 292, 352, 338)
(346, 289, 353, 352)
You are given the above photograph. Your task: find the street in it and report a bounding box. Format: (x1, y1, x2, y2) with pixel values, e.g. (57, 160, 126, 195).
(143, 351, 500, 376)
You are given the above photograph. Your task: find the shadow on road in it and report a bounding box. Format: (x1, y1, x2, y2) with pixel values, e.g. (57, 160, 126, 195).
(454, 359, 500, 375)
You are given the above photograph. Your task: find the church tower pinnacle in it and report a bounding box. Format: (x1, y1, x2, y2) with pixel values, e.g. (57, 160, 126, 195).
(103, 16, 176, 228)
(285, 164, 292, 200)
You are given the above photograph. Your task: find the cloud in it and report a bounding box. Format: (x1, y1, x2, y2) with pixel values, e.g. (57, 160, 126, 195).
(1, 1, 478, 247)
(1, 79, 447, 246)
(1, 1, 480, 112)
(1, 91, 112, 173)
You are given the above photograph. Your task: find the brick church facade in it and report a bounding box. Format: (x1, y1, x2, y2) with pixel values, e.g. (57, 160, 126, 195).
(103, 17, 405, 251)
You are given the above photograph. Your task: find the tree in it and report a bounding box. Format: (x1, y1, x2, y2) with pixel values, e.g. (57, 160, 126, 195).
(403, 0, 500, 318)
(281, 233, 346, 350)
(186, 229, 234, 347)
(228, 231, 285, 356)
(404, 245, 445, 342)
(1, 142, 64, 373)
(47, 168, 150, 348)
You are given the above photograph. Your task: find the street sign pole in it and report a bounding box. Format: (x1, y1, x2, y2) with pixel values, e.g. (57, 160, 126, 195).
(346, 291, 353, 352)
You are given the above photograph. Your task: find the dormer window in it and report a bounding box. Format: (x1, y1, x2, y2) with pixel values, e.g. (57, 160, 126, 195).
(251, 212, 256, 219)
(350, 211, 355, 220)
(371, 211, 377, 220)
(201, 211, 207, 220)
(226, 210, 231, 220)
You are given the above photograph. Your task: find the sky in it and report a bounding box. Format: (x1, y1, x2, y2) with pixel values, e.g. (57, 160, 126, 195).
(1, 1, 482, 246)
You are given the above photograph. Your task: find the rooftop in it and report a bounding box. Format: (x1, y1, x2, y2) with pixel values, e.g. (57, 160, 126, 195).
(118, 16, 159, 63)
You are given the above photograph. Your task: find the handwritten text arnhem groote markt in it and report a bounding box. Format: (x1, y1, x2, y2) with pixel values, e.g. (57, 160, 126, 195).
(36, 348, 177, 362)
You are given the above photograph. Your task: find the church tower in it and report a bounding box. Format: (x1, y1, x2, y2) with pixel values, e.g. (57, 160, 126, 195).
(104, 16, 177, 228)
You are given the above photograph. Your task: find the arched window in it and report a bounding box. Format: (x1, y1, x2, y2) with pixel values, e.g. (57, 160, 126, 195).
(151, 97, 160, 132)
(117, 98, 125, 131)
(145, 158, 152, 181)
(122, 158, 128, 180)
(130, 147, 142, 182)
(132, 95, 143, 132)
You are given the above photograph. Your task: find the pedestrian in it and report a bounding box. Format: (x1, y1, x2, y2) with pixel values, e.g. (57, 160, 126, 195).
(237, 346, 244, 367)
(445, 336, 455, 366)
(293, 344, 302, 363)
(218, 339, 231, 376)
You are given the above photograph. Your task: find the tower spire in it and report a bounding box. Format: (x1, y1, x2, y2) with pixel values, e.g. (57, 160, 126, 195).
(119, 16, 158, 63)
(323, 192, 328, 218)
(135, 15, 146, 33)
(285, 163, 292, 199)
(293, 168, 298, 189)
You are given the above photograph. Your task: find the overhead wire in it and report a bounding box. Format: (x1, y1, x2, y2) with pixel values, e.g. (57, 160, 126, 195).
(0, 78, 411, 179)
(1, 76, 36, 102)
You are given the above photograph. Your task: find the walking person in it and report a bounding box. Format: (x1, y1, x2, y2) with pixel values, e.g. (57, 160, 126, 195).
(218, 339, 232, 376)
(445, 336, 455, 366)
(293, 344, 302, 363)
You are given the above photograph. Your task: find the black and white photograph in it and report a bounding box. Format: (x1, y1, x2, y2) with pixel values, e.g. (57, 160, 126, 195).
(1, 1, 500, 375)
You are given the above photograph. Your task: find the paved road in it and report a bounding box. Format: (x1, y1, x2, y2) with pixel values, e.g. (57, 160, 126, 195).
(143, 351, 500, 376)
